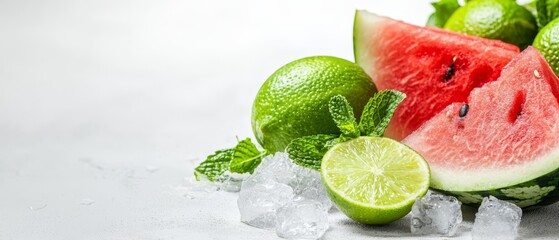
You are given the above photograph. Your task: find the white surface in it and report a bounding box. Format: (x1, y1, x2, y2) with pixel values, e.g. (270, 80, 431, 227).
(1, 0, 559, 239)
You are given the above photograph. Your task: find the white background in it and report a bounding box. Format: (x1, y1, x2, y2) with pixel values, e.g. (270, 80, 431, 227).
(1, 0, 558, 239)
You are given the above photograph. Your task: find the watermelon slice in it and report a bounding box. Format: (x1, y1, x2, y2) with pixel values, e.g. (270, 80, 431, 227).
(403, 47, 559, 208)
(354, 10, 520, 140)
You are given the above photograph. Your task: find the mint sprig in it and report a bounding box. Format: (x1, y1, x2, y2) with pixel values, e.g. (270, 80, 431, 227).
(194, 149, 235, 181)
(329, 95, 360, 139)
(536, 0, 559, 29)
(360, 90, 406, 136)
(194, 138, 265, 181)
(287, 90, 406, 170)
(230, 138, 266, 174)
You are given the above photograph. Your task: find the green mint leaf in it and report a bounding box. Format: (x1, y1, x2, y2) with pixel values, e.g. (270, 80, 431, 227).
(524, 0, 538, 18)
(360, 90, 406, 137)
(426, 0, 461, 27)
(324, 137, 343, 149)
(426, 13, 440, 27)
(194, 137, 265, 181)
(194, 148, 234, 181)
(229, 138, 266, 174)
(537, 0, 559, 28)
(286, 134, 338, 171)
(328, 95, 360, 138)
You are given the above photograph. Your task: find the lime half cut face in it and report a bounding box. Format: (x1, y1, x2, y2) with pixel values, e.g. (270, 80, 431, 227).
(321, 136, 430, 224)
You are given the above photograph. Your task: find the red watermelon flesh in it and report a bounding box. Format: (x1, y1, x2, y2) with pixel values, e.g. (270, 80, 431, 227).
(354, 10, 520, 140)
(403, 46, 559, 193)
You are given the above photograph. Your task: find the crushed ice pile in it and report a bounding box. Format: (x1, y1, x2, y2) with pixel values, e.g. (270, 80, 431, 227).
(472, 195, 523, 240)
(189, 153, 526, 239)
(411, 191, 462, 236)
(237, 152, 331, 239)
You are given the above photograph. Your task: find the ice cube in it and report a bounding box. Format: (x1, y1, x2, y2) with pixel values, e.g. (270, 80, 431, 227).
(298, 186, 332, 212)
(275, 198, 329, 240)
(472, 196, 522, 240)
(216, 171, 249, 192)
(291, 165, 332, 211)
(410, 191, 462, 236)
(238, 179, 295, 229)
(238, 151, 333, 229)
(290, 163, 320, 193)
(243, 152, 297, 189)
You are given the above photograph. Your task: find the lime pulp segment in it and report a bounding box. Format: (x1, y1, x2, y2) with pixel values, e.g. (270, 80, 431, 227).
(322, 137, 430, 208)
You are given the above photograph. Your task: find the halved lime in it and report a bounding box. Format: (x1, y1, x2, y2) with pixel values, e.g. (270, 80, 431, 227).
(321, 136, 430, 224)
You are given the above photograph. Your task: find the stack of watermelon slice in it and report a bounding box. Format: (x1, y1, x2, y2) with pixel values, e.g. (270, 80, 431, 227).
(355, 10, 559, 208)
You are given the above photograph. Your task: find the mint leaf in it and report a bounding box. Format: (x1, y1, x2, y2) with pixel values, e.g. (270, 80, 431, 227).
(194, 137, 265, 181)
(360, 90, 406, 137)
(194, 148, 234, 181)
(537, 0, 559, 28)
(328, 95, 360, 139)
(230, 138, 266, 174)
(426, 0, 461, 27)
(524, 0, 538, 18)
(286, 134, 338, 171)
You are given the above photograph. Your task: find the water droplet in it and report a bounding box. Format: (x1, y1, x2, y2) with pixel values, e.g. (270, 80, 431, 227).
(29, 203, 47, 211)
(145, 165, 159, 173)
(80, 198, 95, 206)
(79, 157, 105, 171)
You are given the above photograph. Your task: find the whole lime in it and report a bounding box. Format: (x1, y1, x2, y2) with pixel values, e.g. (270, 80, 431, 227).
(252, 56, 376, 153)
(444, 0, 538, 49)
(533, 17, 559, 77)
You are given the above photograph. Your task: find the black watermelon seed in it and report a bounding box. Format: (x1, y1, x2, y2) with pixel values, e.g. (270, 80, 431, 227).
(459, 104, 469, 118)
(443, 63, 456, 82)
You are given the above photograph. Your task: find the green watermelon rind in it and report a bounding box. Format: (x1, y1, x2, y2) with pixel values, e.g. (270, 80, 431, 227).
(434, 164, 559, 209)
(427, 143, 559, 208)
(428, 140, 559, 191)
